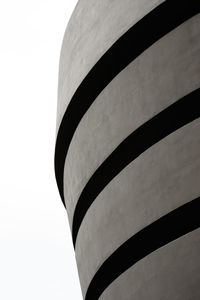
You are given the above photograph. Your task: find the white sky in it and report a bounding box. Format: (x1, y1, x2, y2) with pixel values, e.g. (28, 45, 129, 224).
(0, 0, 82, 299)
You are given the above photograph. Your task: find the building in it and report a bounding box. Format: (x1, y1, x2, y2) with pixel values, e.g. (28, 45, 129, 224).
(55, 1, 200, 299)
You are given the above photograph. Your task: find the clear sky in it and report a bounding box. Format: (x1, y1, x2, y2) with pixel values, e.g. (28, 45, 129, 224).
(0, 0, 82, 298)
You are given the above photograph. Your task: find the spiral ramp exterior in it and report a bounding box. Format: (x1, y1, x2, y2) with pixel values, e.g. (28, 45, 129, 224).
(55, 1, 200, 299)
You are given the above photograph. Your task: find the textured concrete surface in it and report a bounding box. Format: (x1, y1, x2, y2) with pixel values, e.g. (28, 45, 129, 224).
(100, 229, 200, 300)
(56, 0, 200, 298)
(76, 119, 200, 296)
(63, 15, 200, 226)
(57, 0, 164, 131)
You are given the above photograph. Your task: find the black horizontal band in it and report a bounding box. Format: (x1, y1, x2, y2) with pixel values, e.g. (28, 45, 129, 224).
(55, 0, 200, 205)
(72, 88, 200, 246)
(85, 196, 200, 300)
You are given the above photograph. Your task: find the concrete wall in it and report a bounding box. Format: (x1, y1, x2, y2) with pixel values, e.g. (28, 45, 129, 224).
(56, 1, 200, 299)
(57, 0, 164, 131)
(100, 229, 200, 300)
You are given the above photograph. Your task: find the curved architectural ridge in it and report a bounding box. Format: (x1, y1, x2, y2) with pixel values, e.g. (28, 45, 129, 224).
(85, 196, 200, 300)
(56, 0, 200, 298)
(72, 87, 200, 246)
(54, 0, 200, 205)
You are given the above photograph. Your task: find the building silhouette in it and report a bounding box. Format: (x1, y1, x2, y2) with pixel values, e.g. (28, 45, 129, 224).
(55, 1, 200, 299)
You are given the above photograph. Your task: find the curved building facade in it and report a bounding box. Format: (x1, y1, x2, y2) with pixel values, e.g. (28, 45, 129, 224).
(55, 1, 200, 299)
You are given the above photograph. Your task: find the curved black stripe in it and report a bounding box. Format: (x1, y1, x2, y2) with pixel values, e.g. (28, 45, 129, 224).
(55, 0, 200, 205)
(85, 196, 200, 299)
(73, 88, 200, 246)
